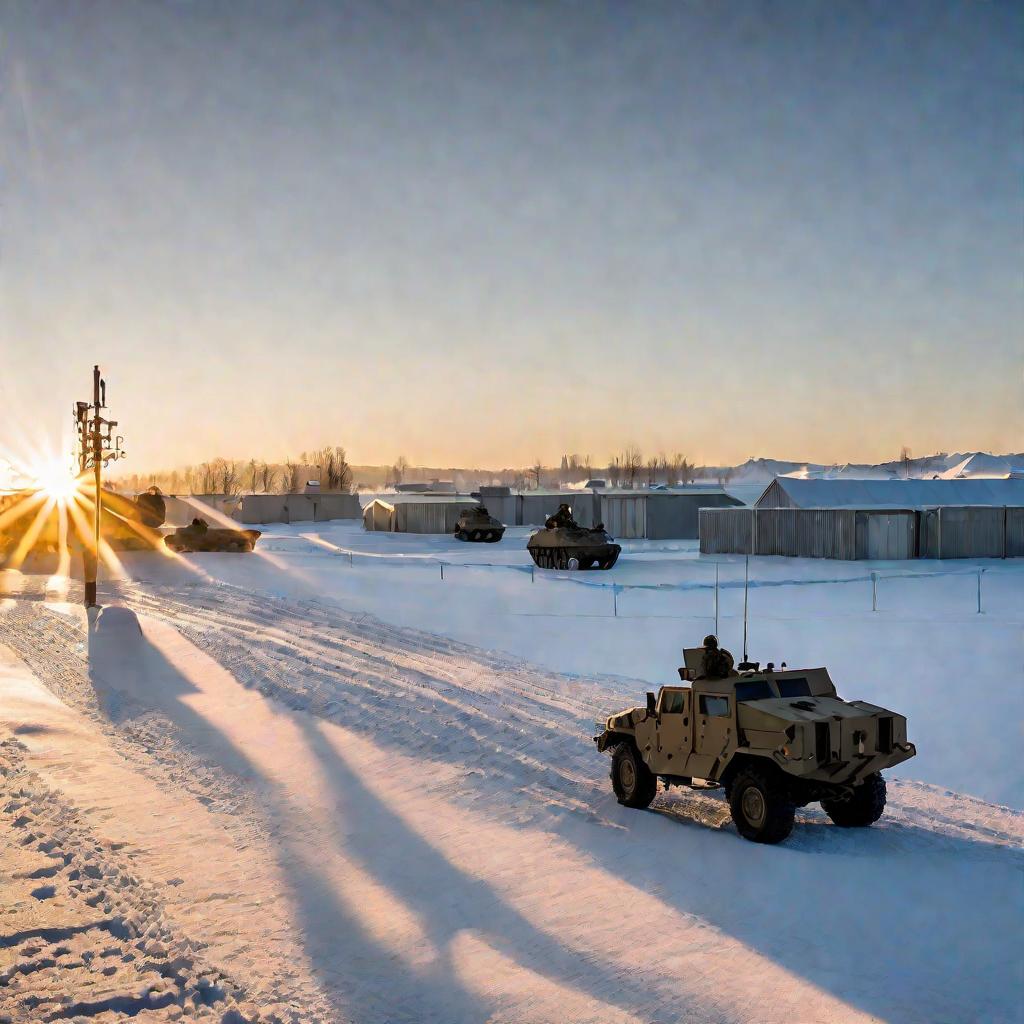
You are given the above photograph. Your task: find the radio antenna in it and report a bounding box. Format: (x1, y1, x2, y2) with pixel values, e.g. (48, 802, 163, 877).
(742, 554, 749, 663)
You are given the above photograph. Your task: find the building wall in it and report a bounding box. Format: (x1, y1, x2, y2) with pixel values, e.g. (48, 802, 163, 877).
(920, 507, 1019, 559)
(600, 495, 647, 538)
(859, 511, 916, 559)
(394, 499, 479, 534)
(703, 506, 1022, 559)
(236, 493, 361, 524)
(644, 492, 743, 540)
(477, 495, 518, 526)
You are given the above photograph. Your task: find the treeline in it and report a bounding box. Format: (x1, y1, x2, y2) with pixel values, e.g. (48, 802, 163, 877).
(113, 445, 717, 496)
(113, 446, 353, 496)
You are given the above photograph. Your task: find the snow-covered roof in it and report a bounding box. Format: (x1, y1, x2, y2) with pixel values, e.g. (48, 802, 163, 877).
(941, 453, 1024, 479)
(757, 477, 1024, 509)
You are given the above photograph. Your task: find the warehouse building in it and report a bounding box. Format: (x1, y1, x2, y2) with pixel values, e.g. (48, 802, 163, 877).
(599, 488, 743, 540)
(364, 486, 740, 538)
(700, 477, 1024, 559)
(362, 495, 480, 534)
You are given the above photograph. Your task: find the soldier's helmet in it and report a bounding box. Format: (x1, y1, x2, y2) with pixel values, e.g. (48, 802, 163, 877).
(703, 634, 719, 649)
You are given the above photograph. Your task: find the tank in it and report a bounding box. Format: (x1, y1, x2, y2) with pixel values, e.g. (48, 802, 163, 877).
(594, 645, 916, 844)
(0, 487, 166, 565)
(526, 503, 620, 570)
(454, 505, 505, 542)
(164, 518, 260, 553)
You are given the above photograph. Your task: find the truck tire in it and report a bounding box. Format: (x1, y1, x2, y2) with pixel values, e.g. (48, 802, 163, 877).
(821, 772, 886, 827)
(729, 767, 795, 844)
(611, 743, 657, 809)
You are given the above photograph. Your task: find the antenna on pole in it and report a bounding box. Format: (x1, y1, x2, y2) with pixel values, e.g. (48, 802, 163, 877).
(73, 365, 125, 609)
(736, 554, 759, 672)
(742, 553, 749, 663)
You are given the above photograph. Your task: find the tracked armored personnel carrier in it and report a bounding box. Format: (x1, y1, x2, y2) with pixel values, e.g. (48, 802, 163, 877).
(595, 646, 915, 843)
(454, 505, 504, 542)
(526, 503, 620, 570)
(164, 518, 260, 554)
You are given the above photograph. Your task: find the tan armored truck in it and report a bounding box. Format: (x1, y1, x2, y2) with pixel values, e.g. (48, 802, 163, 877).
(595, 647, 916, 843)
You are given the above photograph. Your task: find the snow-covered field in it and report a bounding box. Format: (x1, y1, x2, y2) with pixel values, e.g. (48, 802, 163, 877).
(0, 524, 1021, 1023)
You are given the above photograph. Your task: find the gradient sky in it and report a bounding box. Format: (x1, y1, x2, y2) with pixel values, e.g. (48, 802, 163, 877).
(1, 0, 1021, 471)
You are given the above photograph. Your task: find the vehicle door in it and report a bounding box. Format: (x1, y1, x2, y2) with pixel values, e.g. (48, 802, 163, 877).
(654, 688, 691, 772)
(685, 692, 733, 780)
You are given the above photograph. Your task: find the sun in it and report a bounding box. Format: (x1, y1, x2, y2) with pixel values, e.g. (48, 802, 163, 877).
(30, 459, 80, 502)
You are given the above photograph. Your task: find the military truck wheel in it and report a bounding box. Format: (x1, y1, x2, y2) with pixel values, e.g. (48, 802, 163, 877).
(610, 743, 657, 809)
(821, 772, 886, 827)
(729, 768, 795, 844)
(566, 556, 580, 570)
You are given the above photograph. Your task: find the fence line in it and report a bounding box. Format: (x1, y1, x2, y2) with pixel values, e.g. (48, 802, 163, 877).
(297, 533, 1021, 617)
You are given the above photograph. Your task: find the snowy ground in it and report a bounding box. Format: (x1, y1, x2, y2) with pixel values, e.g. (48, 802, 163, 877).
(0, 525, 1021, 1023)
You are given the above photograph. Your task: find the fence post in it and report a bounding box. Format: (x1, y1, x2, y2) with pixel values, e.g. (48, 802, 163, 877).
(977, 569, 983, 614)
(440, 562, 444, 581)
(871, 571, 877, 612)
(531, 564, 535, 583)
(613, 584, 618, 618)
(349, 550, 354, 568)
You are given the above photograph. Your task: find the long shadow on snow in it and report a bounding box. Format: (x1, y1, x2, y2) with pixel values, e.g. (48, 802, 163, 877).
(85, 609, 495, 1022)
(85, 607, 681, 1024)
(557, 791, 1022, 1024)
(290, 713, 697, 1023)
(110, 595, 1024, 1024)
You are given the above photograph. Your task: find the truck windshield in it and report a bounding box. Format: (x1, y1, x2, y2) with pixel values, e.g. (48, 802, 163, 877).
(735, 679, 774, 701)
(776, 677, 812, 698)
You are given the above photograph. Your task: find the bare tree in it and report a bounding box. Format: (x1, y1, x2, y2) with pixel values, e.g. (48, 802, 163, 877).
(192, 462, 217, 494)
(392, 455, 409, 486)
(608, 455, 621, 488)
(900, 446, 913, 480)
(530, 458, 543, 489)
(212, 457, 239, 496)
(283, 458, 302, 494)
(247, 458, 259, 493)
(622, 445, 643, 489)
(312, 445, 353, 492)
(258, 463, 278, 494)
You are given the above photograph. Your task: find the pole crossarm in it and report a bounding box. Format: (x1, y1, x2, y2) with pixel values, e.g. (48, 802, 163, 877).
(72, 364, 126, 607)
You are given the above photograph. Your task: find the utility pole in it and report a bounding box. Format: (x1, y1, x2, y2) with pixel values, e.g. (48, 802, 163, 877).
(73, 365, 125, 608)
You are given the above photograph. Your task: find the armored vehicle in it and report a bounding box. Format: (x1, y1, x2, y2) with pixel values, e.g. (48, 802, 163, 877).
(454, 505, 504, 542)
(0, 487, 166, 564)
(164, 518, 260, 554)
(526, 503, 621, 570)
(595, 646, 915, 843)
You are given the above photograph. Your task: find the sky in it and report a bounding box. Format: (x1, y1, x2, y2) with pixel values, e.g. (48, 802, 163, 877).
(1, 0, 1021, 473)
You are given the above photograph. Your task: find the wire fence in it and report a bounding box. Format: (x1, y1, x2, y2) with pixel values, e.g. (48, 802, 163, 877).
(296, 535, 1022, 621)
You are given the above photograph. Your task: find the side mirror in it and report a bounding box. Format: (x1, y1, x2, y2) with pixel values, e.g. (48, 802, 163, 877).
(646, 691, 656, 714)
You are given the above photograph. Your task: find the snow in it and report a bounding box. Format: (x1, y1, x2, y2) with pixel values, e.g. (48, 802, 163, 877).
(0, 526, 1022, 1023)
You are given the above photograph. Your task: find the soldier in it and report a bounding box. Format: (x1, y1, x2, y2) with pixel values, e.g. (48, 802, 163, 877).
(545, 503, 576, 529)
(700, 634, 735, 679)
(135, 486, 166, 528)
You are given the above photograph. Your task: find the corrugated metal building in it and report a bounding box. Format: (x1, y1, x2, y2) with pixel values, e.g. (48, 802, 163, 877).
(701, 477, 1024, 559)
(755, 477, 1024, 510)
(599, 489, 743, 539)
(236, 493, 361, 524)
(362, 495, 480, 534)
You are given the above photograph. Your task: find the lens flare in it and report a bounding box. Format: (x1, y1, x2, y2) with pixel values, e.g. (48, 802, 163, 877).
(30, 460, 79, 502)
